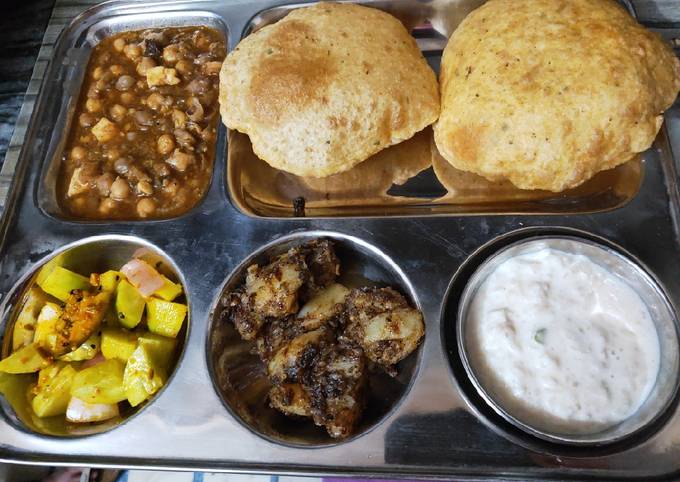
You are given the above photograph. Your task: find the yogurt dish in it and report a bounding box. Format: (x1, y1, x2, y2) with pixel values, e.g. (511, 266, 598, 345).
(457, 236, 680, 445)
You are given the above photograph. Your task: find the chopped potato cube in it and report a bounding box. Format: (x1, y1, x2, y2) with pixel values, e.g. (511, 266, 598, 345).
(153, 275, 182, 301)
(101, 328, 139, 362)
(37, 266, 90, 302)
(66, 397, 119, 423)
(58, 333, 101, 362)
(31, 364, 76, 418)
(146, 299, 187, 338)
(70, 359, 126, 404)
(0, 343, 52, 374)
(91, 117, 118, 142)
(146, 66, 180, 87)
(123, 344, 166, 407)
(115, 280, 145, 329)
(12, 287, 47, 350)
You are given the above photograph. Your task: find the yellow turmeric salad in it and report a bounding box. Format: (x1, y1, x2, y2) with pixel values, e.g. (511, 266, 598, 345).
(0, 256, 187, 427)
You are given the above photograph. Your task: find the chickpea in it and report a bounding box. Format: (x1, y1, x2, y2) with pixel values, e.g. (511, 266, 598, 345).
(113, 38, 126, 52)
(136, 198, 156, 218)
(161, 178, 179, 196)
(136, 57, 157, 76)
(115, 75, 135, 91)
(92, 66, 104, 80)
(85, 98, 102, 113)
(124, 43, 142, 61)
(162, 44, 181, 64)
(166, 149, 194, 172)
(120, 92, 135, 105)
(157, 134, 175, 155)
(175, 59, 192, 75)
(110, 177, 131, 200)
(153, 162, 171, 178)
(146, 92, 165, 111)
(110, 104, 127, 123)
(96, 173, 114, 196)
(114, 157, 130, 175)
(110, 64, 124, 76)
(104, 148, 121, 161)
(78, 113, 95, 128)
(137, 180, 154, 196)
(70, 146, 87, 161)
(172, 109, 187, 129)
(99, 197, 117, 215)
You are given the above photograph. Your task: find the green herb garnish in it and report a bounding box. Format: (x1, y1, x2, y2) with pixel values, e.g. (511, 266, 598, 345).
(534, 328, 547, 344)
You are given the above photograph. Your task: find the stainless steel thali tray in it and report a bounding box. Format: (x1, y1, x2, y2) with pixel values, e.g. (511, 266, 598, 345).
(0, 0, 680, 479)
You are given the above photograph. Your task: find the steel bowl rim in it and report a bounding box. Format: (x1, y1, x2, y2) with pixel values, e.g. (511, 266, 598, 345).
(204, 228, 425, 449)
(455, 233, 680, 446)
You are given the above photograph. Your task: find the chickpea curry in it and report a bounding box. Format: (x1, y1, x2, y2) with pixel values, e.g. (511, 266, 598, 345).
(58, 27, 225, 219)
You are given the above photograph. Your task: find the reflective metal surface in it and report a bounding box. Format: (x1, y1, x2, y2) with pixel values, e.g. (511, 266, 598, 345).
(457, 235, 680, 446)
(0, 0, 678, 479)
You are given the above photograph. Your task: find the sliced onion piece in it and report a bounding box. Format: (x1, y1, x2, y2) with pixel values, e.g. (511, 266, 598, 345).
(66, 397, 119, 423)
(120, 259, 165, 297)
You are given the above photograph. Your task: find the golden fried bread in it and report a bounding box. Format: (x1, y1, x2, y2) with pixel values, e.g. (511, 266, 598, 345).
(219, 2, 439, 178)
(434, 0, 680, 192)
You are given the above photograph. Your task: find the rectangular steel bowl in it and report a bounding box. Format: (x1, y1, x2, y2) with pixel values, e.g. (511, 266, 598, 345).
(0, 0, 679, 479)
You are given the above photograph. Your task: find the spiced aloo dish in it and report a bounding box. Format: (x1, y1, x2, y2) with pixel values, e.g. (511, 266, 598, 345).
(218, 239, 425, 438)
(58, 27, 226, 219)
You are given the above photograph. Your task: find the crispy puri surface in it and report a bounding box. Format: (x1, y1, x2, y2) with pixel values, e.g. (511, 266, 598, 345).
(219, 2, 439, 177)
(434, 0, 680, 192)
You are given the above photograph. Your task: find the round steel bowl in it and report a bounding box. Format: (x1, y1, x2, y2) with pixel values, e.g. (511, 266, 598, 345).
(457, 235, 680, 446)
(0, 234, 190, 437)
(206, 230, 423, 447)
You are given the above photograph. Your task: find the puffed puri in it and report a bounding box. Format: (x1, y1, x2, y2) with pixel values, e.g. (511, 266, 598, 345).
(218, 2, 440, 178)
(433, 0, 680, 192)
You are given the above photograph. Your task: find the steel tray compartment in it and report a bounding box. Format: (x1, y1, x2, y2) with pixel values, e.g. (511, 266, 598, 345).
(36, 10, 228, 221)
(207, 231, 422, 446)
(226, 1, 643, 218)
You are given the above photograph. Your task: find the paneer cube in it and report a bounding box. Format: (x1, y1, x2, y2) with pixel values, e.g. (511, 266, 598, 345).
(146, 66, 180, 87)
(66, 167, 92, 197)
(91, 117, 118, 142)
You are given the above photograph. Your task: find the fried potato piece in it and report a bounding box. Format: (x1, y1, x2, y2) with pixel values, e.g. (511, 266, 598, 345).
(306, 341, 366, 439)
(346, 287, 424, 367)
(434, 0, 680, 192)
(219, 2, 439, 177)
